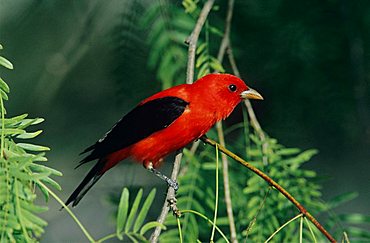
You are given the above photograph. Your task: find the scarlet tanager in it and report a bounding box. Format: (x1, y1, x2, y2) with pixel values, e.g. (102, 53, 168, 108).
(66, 73, 263, 206)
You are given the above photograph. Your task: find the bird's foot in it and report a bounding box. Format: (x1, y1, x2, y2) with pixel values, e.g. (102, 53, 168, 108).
(165, 178, 179, 191)
(147, 165, 179, 192)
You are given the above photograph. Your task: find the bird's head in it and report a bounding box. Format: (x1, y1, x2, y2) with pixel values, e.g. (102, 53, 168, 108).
(193, 73, 263, 119)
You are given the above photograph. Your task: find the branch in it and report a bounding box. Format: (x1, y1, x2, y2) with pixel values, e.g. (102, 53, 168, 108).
(185, 0, 215, 84)
(226, 44, 269, 165)
(150, 1, 215, 242)
(215, 123, 238, 243)
(150, 152, 182, 243)
(216, 0, 234, 63)
(201, 136, 337, 243)
(215, 0, 238, 242)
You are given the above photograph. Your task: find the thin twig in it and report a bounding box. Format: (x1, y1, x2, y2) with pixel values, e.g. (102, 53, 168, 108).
(304, 217, 318, 243)
(244, 187, 271, 242)
(216, 0, 234, 63)
(37, 181, 95, 242)
(210, 144, 220, 242)
(181, 209, 230, 243)
(215, 0, 238, 241)
(150, 152, 182, 242)
(150, 1, 215, 242)
(185, 0, 215, 84)
(215, 123, 238, 242)
(226, 44, 269, 166)
(265, 213, 303, 243)
(201, 136, 337, 243)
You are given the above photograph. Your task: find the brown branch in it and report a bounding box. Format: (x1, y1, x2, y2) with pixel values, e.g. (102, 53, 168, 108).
(150, 1, 215, 242)
(201, 136, 337, 243)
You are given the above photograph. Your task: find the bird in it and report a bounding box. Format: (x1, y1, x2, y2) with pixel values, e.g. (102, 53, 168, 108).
(65, 73, 263, 207)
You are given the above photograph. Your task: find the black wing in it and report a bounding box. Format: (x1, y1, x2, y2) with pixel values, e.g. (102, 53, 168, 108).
(77, 96, 189, 166)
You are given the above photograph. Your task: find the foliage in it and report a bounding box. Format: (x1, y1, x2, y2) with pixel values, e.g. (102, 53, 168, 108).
(1, 0, 369, 241)
(0, 44, 62, 242)
(139, 1, 370, 242)
(141, 1, 194, 89)
(141, 1, 224, 88)
(100, 187, 164, 242)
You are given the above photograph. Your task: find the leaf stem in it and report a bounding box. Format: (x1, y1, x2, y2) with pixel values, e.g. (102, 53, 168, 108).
(96, 233, 116, 243)
(37, 181, 95, 242)
(300, 214, 304, 243)
(265, 213, 303, 242)
(210, 144, 219, 242)
(177, 217, 183, 243)
(181, 209, 230, 243)
(304, 217, 317, 243)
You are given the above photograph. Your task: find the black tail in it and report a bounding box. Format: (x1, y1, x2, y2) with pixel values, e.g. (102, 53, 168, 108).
(64, 161, 105, 207)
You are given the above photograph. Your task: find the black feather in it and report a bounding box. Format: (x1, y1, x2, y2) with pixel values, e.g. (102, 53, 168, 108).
(66, 96, 189, 206)
(77, 96, 189, 167)
(65, 161, 105, 206)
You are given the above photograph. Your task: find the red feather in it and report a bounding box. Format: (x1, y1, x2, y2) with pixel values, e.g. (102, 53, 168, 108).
(66, 73, 261, 206)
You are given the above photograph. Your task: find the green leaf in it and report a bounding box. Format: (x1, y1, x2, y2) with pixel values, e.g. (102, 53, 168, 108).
(140, 221, 166, 235)
(326, 192, 359, 209)
(20, 208, 48, 227)
(276, 148, 301, 155)
(196, 42, 207, 55)
(209, 57, 224, 72)
(4, 113, 28, 125)
(0, 56, 13, 69)
(40, 177, 62, 191)
(133, 188, 156, 233)
(0, 128, 25, 135)
(17, 118, 44, 129)
(0, 212, 21, 230)
(17, 130, 43, 139)
(208, 25, 223, 37)
(346, 227, 370, 239)
(339, 213, 370, 224)
(201, 162, 216, 170)
(17, 143, 50, 152)
(125, 189, 143, 233)
(117, 187, 129, 239)
(20, 200, 48, 213)
(0, 77, 10, 93)
(29, 163, 62, 176)
(36, 182, 49, 202)
(196, 51, 208, 68)
(1, 89, 9, 100)
(197, 63, 209, 78)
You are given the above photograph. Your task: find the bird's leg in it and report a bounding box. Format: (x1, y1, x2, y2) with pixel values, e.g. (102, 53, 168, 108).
(146, 162, 179, 191)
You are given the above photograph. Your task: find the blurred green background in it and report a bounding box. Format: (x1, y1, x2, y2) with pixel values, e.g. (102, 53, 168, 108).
(1, 0, 369, 241)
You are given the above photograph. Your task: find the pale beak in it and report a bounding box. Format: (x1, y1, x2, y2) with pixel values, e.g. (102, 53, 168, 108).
(240, 88, 264, 100)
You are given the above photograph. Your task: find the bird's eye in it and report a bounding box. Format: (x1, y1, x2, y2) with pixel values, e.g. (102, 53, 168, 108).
(228, 84, 237, 92)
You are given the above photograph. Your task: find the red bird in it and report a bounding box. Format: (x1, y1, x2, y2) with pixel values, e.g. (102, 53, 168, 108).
(66, 74, 263, 206)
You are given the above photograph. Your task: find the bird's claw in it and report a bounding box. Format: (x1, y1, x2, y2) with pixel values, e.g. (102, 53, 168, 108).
(166, 178, 179, 192)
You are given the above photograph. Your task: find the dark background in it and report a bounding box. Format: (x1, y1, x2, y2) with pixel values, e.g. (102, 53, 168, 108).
(1, 0, 369, 241)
